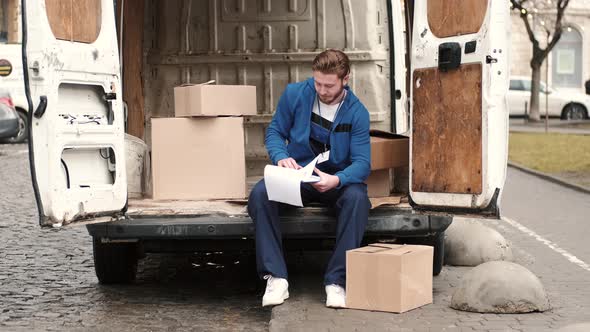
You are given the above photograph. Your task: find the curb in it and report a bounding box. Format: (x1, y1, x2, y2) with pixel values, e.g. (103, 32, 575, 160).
(507, 161, 590, 195)
(509, 129, 590, 135)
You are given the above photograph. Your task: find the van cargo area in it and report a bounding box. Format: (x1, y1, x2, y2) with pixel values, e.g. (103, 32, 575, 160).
(95, 3, 413, 218)
(81, 0, 453, 283)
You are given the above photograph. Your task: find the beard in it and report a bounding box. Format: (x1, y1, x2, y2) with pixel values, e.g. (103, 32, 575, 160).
(318, 88, 346, 105)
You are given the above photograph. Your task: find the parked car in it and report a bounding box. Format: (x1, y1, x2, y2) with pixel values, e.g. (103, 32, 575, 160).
(508, 76, 590, 120)
(0, 90, 19, 141)
(0, 0, 29, 143)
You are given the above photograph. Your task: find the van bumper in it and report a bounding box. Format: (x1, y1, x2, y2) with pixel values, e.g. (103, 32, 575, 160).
(86, 210, 452, 240)
(0, 117, 18, 139)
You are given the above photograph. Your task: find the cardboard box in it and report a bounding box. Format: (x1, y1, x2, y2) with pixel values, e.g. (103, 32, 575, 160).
(370, 130, 409, 170)
(366, 169, 391, 198)
(174, 84, 257, 117)
(151, 117, 246, 200)
(346, 244, 433, 313)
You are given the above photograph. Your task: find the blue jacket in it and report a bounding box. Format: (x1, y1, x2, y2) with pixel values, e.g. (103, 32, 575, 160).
(265, 78, 371, 188)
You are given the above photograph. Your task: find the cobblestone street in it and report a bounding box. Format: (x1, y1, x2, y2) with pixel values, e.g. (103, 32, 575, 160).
(0, 144, 270, 331)
(1, 144, 590, 331)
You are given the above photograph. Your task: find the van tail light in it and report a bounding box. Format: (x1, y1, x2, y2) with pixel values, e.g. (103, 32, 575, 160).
(0, 97, 14, 107)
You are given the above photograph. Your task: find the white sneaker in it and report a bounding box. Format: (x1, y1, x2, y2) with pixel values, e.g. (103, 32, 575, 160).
(325, 284, 346, 308)
(262, 275, 289, 307)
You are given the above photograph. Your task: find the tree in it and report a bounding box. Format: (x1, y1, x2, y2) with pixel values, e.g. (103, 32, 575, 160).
(510, 0, 571, 122)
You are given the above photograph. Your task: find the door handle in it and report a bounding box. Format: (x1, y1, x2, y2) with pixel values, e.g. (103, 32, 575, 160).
(438, 42, 462, 71)
(34, 96, 48, 119)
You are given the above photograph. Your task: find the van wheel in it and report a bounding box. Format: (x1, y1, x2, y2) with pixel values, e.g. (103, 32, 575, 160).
(398, 232, 445, 276)
(92, 237, 139, 284)
(1, 109, 28, 144)
(561, 104, 588, 120)
(430, 232, 445, 276)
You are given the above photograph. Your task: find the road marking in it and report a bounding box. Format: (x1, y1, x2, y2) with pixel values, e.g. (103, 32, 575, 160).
(503, 216, 590, 272)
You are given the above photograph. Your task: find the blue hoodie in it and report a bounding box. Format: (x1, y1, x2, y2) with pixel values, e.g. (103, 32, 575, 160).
(265, 78, 371, 188)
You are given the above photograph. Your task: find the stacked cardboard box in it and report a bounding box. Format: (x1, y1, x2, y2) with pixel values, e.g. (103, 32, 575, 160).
(366, 130, 409, 197)
(151, 83, 256, 200)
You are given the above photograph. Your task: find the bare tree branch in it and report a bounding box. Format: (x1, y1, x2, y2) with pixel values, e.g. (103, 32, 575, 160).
(510, 0, 539, 47)
(542, 0, 569, 58)
(510, 0, 572, 121)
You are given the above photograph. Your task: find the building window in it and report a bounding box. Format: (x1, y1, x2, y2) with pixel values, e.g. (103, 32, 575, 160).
(552, 27, 583, 89)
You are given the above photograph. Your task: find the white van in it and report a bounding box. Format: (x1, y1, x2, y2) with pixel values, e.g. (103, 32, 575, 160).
(22, 0, 510, 283)
(0, 0, 27, 143)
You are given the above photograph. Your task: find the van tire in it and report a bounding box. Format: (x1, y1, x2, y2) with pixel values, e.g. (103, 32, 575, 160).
(398, 232, 445, 276)
(92, 238, 139, 284)
(430, 232, 445, 276)
(1, 109, 28, 144)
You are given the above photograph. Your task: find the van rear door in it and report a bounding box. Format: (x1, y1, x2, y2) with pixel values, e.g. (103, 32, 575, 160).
(409, 0, 510, 217)
(23, 0, 126, 227)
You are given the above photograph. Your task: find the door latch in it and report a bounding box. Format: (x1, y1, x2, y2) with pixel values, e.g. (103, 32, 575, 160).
(103, 93, 116, 125)
(486, 55, 498, 64)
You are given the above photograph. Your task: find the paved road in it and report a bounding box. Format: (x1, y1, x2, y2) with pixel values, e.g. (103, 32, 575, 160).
(268, 168, 590, 331)
(502, 167, 590, 264)
(0, 144, 270, 331)
(2, 143, 590, 331)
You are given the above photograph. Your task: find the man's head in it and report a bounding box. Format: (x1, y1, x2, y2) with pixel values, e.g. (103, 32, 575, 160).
(312, 49, 350, 105)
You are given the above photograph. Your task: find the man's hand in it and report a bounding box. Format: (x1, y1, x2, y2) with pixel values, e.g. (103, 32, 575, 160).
(312, 168, 340, 193)
(278, 157, 302, 169)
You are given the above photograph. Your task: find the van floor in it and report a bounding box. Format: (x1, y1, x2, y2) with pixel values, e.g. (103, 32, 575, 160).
(126, 195, 409, 217)
(128, 177, 409, 217)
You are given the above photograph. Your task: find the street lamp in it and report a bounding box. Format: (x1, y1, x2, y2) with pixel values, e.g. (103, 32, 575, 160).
(543, 26, 550, 134)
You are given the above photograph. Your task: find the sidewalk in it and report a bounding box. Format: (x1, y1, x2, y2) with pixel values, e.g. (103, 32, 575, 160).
(509, 119, 590, 135)
(269, 218, 590, 332)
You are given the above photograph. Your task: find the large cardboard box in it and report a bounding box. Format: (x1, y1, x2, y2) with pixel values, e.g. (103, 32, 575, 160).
(174, 84, 257, 117)
(151, 117, 246, 200)
(366, 169, 391, 198)
(370, 131, 409, 170)
(346, 244, 433, 313)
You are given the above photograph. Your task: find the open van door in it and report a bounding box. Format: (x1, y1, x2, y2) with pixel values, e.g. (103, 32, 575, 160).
(409, 0, 510, 217)
(22, 0, 126, 227)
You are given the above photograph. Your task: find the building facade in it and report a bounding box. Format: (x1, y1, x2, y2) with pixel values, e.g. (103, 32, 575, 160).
(510, 0, 590, 93)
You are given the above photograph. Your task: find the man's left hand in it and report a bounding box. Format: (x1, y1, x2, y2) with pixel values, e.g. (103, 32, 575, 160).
(312, 168, 340, 193)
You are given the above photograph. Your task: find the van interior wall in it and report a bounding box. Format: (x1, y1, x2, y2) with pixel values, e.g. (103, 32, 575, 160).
(117, 0, 145, 140)
(141, 0, 393, 180)
(3, 0, 19, 43)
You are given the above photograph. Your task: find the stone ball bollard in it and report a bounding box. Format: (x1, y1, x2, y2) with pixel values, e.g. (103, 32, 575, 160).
(451, 261, 550, 313)
(445, 218, 513, 266)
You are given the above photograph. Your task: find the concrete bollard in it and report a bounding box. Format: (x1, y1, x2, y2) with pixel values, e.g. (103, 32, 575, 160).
(451, 261, 550, 313)
(445, 218, 513, 266)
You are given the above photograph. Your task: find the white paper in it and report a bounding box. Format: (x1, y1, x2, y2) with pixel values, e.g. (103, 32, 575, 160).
(264, 155, 323, 207)
(317, 150, 330, 164)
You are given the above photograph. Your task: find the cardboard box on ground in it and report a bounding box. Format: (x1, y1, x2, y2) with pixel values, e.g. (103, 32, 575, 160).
(150, 84, 256, 200)
(346, 244, 433, 313)
(367, 130, 409, 198)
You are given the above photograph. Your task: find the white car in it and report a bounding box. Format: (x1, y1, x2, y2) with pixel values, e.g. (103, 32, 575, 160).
(508, 76, 590, 120)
